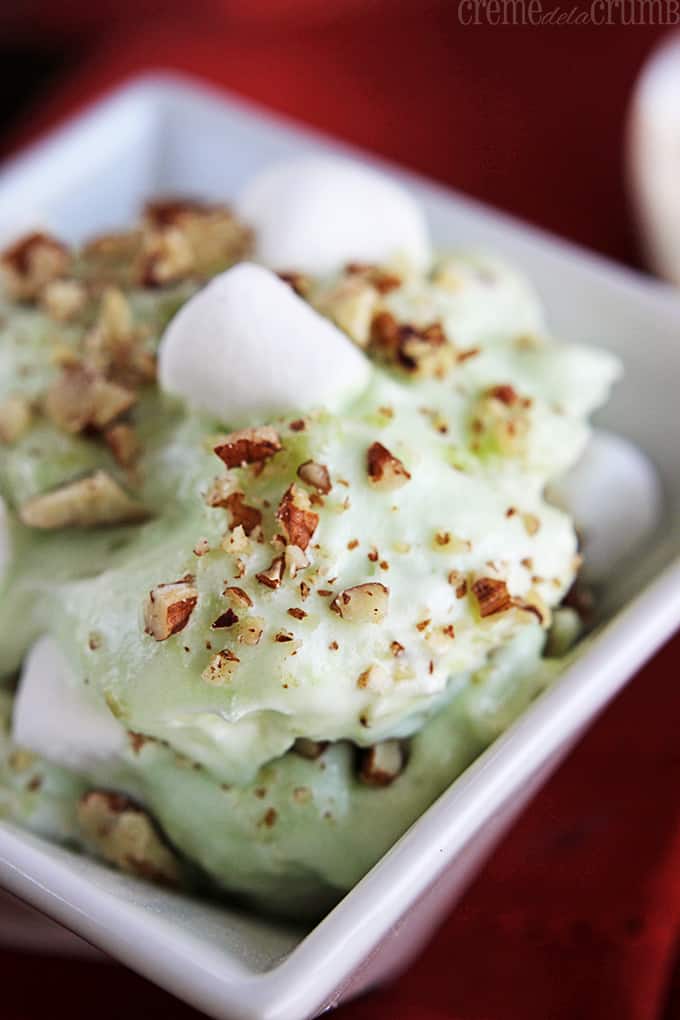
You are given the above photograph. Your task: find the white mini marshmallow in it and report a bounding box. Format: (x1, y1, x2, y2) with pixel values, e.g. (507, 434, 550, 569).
(12, 636, 125, 772)
(549, 430, 663, 584)
(237, 155, 431, 274)
(158, 262, 372, 424)
(628, 36, 680, 284)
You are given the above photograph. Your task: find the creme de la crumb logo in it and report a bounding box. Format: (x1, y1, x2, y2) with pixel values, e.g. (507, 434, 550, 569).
(458, 0, 680, 25)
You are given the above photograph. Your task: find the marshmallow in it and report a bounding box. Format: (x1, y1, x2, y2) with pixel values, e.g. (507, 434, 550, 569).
(12, 636, 125, 772)
(628, 36, 680, 284)
(237, 155, 431, 274)
(158, 262, 371, 424)
(548, 430, 663, 584)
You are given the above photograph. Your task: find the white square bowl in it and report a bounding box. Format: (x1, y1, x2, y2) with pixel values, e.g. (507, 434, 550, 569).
(0, 74, 678, 1020)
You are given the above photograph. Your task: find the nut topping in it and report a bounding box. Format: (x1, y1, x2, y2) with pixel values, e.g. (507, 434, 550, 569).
(201, 648, 240, 685)
(276, 484, 319, 551)
(0, 232, 70, 301)
(256, 555, 285, 589)
(0, 395, 32, 444)
(104, 423, 140, 468)
(77, 791, 179, 886)
(331, 582, 389, 623)
(222, 586, 253, 609)
(359, 741, 405, 787)
(144, 576, 198, 641)
(224, 491, 262, 536)
(471, 577, 513, 618)
(45, 363, 137, 434)
(297, 460, 332, 494)
(367, 442, 411, 490)
(19, 471, 149, 529)
(214, 426, 282, 468)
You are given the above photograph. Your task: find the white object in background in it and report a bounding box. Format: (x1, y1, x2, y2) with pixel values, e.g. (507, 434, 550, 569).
(12, 636, 125, 772)
(237, 155, 432, 274)
(628, 33, 680, 284)
(549, 430, 663, 584)
(158, 261, 371, 424)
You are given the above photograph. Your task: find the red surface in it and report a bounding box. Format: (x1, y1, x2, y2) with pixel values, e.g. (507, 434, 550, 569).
(1, 10, 679, 1020)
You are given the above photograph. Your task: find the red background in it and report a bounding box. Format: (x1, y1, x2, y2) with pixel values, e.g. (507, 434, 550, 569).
(0, 6, 678, 1019)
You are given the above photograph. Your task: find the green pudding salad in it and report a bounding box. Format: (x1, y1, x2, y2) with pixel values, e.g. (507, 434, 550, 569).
(0, 179, 620, 920)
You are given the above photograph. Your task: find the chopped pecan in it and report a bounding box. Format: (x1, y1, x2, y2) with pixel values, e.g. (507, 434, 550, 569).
(297, 460, 332, 494)
(331, 582, 389, 623)
(104, 424, 141, 468)
(45, 363, 136, 434)
(19, 471, 149, 529)
(256, 555, 285, 589)
(214, 426, 282, 468)
(0, 395, 32, 444)
(359, 741, 405, 787)
(276, 484, 319, 550)
(237, 616, 264, 645)
(224, 491, 262, 536)
(144, 576, 198, 641)
(471, 577, 513, 618)
(41, 278, 87, 321)
(202, 648, 240, 685)
(366, 442, 411, 490)
(222, 586, 253, 609)
(486, 384, 519, 405)
(1, 232, 70, 301)
(77, 790, 179, 886)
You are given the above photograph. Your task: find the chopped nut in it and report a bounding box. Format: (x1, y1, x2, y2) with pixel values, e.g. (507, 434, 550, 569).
(202, 648, 240, 685)
(193, 536, 211, 557)
(297, 460, 332, 494)
(471, 577, 513, 618)
(237, 616, 264, 645)
(274, 630, 295, 642)
(357, 663, 390, 692)
(104, 423, 140, 468)
(359, 741, 404, 787)
(204, 474, 236, 508)
(390, 640, 405, 657)
(224, 491, 262, 536)
(142, 199, 252, 281)
(144, 576, 198, 640)
(256, 555, 284, 589)
(370, 312, 453, 376)
(284, 543, 308, 578)
(345, 262, 402, 294)
(77, 791, 179, 886)
(41, 278, 87, 321)
(487, 384, 519, 405)
(293, 738, 328, 760)
(276, 484, 319, 550)
(222, 586, 253, 609)
(221, 524, 251, 556)
(212, 609, 239, 629)
(214, 426, 282, 468)
(20, 471, 149, 529)
(45, 363, 136, 433)
(288, 607, 307, 620)
(367, 442, 411, 490)
(331, 582, 389, 623)
(139, 225, 194, 286)
(521, 512, 541, 536)
(0, 394, 32, 444)
(315, 275, 379, 346)
(1, 232, 70, 301)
